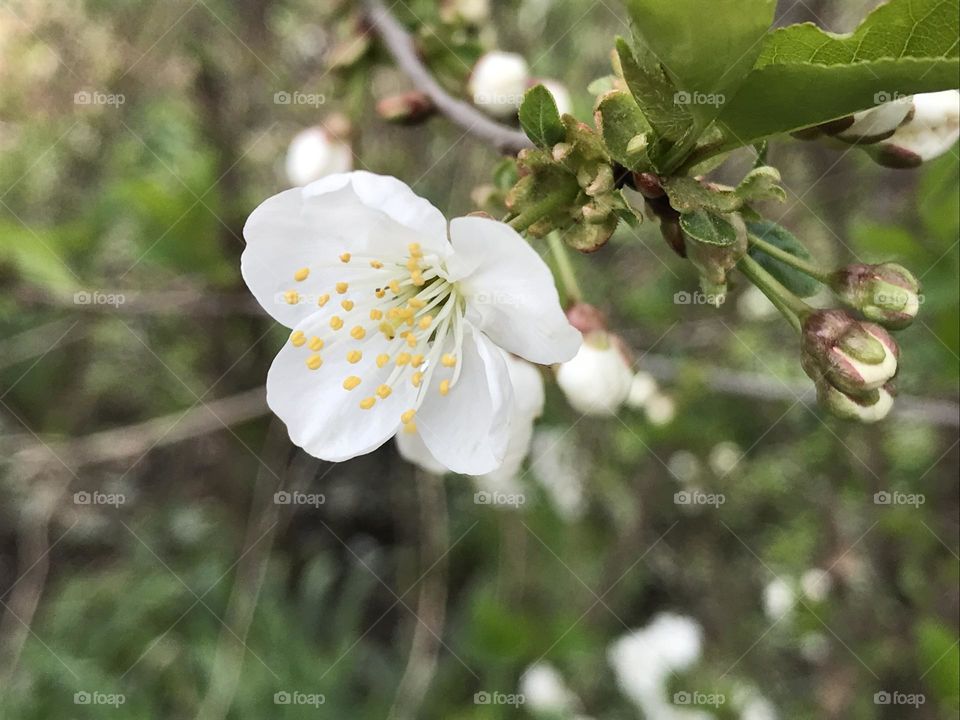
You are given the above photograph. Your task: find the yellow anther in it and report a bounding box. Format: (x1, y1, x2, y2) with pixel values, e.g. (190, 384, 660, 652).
(294, 267, 310, 282)
(339, 252, 352, 263)
(406, 258, 420, 272)
(408, 298, 426, 309)
(370, 309, 384, 321)
(341, 299, 354, 311)
(441, 354, 456, 367)
(403, 421, 417, 434)
(406, 334, 418, 348)
(284, 290, 300, 305)
(376, 353, 390, 368)
(306, 355, 323, 370)
(343, 376, 362, 390)
(401, 409, 416, 425)
(379, 321, 395, 339)
(376, 384, 392, 399)
(401, 307, 415, 319)
(411, 270, 425, 287)
(418, 315, 433, 330)
(408, 242, 422, 257)
(411, 371, 423, 387)
(375, 288, 386, 298)
(330, 316, 344, 331)
(370, 260, 384, 269)
(439, 379, 451, 396)
(350, 326, 366, 340)
(396, 352, 411, 366)
(347, 350, 363, 364)
(388, 307, 402, 320)
(308, 336, 324, 351)
(359, 397, 376, 410)
(290, 331, 306, 347)
(317, 294, 330, 307)
(336, 282, 349, 294)
(389, 279, 402, 295)
(411, 354, 424, 368)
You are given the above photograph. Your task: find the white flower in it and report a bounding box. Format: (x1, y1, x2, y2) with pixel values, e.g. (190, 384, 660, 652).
(762, 577, 796, 621)
(556, 331, 633, 416)
(469, 51, 530, 119)
(285, 125, 353, 187)
(530, 428, 587, 521)
(242, 171, 580, 474)
(536, 78, 574, 116)
(519, 663, 577, 715)
(396, 352, 544, 484)
(882, 89, 960, 161)
(800, 568, 832, 603)
(837, 96, 913, 142)
(626, 370, 658, 409)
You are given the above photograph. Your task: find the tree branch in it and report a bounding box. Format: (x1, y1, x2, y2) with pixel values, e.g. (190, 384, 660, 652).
(361, 0, 532, 155)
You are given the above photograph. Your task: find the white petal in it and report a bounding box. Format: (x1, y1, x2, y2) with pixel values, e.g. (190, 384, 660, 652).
(838, 98, 912, 141)
(242, 172, 449, 327)
(266, 313, 416, 462)
(887, 89, 960, 161)
(417, 325, 513, 474)
(446, 216, 581, 364)
(505, 354, 545, 419)
(395, 430, 449, 475)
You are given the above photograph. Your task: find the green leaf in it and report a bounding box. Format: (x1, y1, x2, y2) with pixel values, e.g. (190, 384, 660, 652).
(624, 0, 776, 126)
(664, 177, 741, 214)
(519, 85, 565, 148)
(747, 220, 821, 297)
(736, 166, 786, 203)
(615, 37, 692, 143)
(680, 209, 740, 247)
(594, 90, 652, 171)
(713, 0, 960, 152)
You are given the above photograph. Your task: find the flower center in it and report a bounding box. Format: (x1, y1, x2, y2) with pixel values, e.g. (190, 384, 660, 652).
(285, 243, 465, 434)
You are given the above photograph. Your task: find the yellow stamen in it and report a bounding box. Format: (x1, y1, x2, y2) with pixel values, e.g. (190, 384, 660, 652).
(403, 421, 417, 434)
(418, 315, 433, 330)
(290, 331, 306, 347)
(343, 376, 361, 391)
(376, 384, 392, 399)
(396, 352, 411, 366)
(439, 379, 451, 396)
(350, 326, 366, 340)
(388, 308, 402, 320)
(376, 353, 390, 368)
(401, 409, 416, 425)
(347, 350, 362, 364)
(306, 355, 323, 370)
(406, 258, 419, 272)
(410, 354, 424, 368)
(339, 252, 351, 263)
(284, 290, 299, 305)
(441, 354, 456, 367)
(408, 298, 426, 309)
(317, 294, 330, 307)
(411, 270, 425, 287)
(336, 282, 349, 294)
(359, 397, 376, 410)
(308, 336, 324, 351)
(389, 279, 401, 295)
(408, 242, 422, 257)
(370, 260, 384, 269)
(406, 334, 418, 348)
(370, 309, 384, 321)
(375, 288, 386, 299)
(330, 316, 344, 331)
(294, 267, 310, 282)
(379, 321, 395, 339)
(411, 371, 423, 387)
(341, 299, 355, 311)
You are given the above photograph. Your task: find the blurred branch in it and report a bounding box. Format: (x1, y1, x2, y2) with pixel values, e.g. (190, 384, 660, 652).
(361, 0, 532, 155)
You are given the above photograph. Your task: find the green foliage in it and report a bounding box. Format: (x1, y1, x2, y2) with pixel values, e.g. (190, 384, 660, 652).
(594, 90, 652, 171)
(746, 220, 821, 298)
(519, 85, 566, 148)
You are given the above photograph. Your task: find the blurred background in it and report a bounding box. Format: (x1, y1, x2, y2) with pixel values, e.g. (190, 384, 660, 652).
(0, 0, 957, 718)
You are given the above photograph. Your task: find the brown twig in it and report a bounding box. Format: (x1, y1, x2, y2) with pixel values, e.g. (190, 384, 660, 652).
(361, 0, 532, 155)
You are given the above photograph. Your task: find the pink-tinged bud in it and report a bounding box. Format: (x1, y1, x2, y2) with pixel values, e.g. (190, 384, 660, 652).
(816, 381, 895, 424)
(871, 90, 960, 167)
(468, 51, 530, 119)
(565, 302, 607, 334)
(801, 310, 899, 398)
(375, 91, 436, 125)
(829, 262, 921, 329)
(555, 331, 633, 416)
(284, 121, 353, 187)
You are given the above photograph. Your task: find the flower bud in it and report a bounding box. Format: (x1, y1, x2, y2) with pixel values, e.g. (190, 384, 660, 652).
(565, 302, 607, 335)
(440, 0, 490, 25)
(556, 331, 633, 416)
(816, 380, 894, 424)
(468, 51, 530, 119)
(834, 97, 913, 144)
(375, 91, 435, 125)
(829, 262, 920, 329)
(801, 310, 899, 397)
(284, 120, 353, 187)
(870, 90, 960, 167)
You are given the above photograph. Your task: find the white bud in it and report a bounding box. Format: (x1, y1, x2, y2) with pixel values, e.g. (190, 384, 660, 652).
(535, 78, 574, 115)
(881, 89, 960, 161)
(708, 441, 742, 476)
(762, 577, 796, 621)
(468, 51, 530, 119)
(837, 96, 913, 142)
(519, 663, 576, 714)
(644, 392, 676, 426)
(800, 568, 832, 603)
(626, 371, 658, 409)
(284, 126, 352, 187)
(822, 384, 894, 423)
(556, 332, 633, 416)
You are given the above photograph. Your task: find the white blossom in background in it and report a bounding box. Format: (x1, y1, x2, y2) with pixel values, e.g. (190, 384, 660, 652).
(519, 663, 578, 715)
(626, 370, 658, 409)
(468, 51, 530, 119)
(878, 90, 960, 163)
(800, 568, 832, 602)
(667, 450, 702, 484)
(529, 427, 588, 521)
(644, 392, 677, 426)
(762, 577, 796, 621)
(708, 441, 742, 476)
(284, 121, 353, 186)
(556, 331, 633, 416)
(733, 686, 779, 720)
(242, 171, 580, 474)
(799, 631, 830, 664)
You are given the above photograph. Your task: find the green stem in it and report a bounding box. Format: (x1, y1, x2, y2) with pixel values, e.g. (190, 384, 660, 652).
(548, 232, 583, 304)
(748, 233, 829, 282)
(507, 191, 571, 232)
(738, 254, 811, 333)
